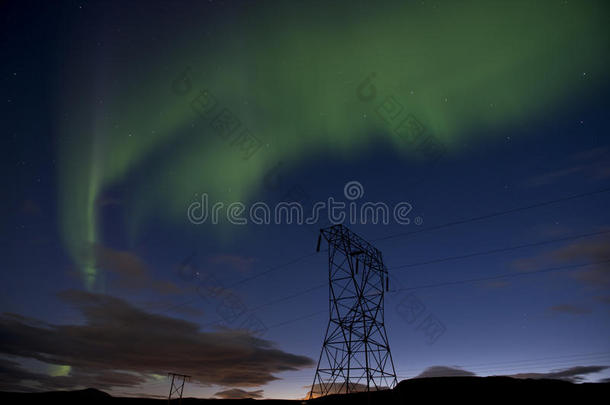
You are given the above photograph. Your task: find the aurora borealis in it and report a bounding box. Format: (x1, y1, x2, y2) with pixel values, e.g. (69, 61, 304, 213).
(2, 0, 610, 400)
(56, 0, 609, 288)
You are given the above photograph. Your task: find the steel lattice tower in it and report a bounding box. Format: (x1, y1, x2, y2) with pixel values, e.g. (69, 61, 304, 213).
(167, 373, 190, 404)
(310, 224, 397, 398)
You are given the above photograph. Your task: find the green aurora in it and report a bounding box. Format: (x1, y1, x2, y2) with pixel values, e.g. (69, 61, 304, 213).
(57, 0, 610, 289)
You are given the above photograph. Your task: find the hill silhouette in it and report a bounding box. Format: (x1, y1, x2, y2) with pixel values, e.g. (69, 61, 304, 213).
(1, 377, 608, 404)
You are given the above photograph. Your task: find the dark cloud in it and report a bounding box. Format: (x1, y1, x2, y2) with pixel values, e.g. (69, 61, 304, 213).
(512, 236, 610, 288)
(524, 147, 610, 187)
(415, 366, 476, 378)
(552, 238, 610, 288)
(139, 298, 205, 318)
(509, 365, 608, 382)
(571, 147, 609, 161)
(0, 358, 146, 392)
(0, 358, 51, 390)
(549, 304, 592, 315)
(596, 295, 610, 304)
(525, 165, 587, 187)
(81, 244, 182, 295)
(0, 290, 313, 392)
(214, 388, 264, 399)
(412, 365, 608, 383)
(123, 392, 168, 399)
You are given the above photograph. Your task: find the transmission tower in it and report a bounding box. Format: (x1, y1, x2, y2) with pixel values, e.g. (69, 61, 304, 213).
(310, 224, 397, 398)
(167, 372, 190, 404)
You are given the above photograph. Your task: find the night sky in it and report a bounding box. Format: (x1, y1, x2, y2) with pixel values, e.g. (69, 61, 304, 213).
(1, 0, 610, 400)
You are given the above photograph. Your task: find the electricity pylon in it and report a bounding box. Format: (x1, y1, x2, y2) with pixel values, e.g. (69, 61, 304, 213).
(167, 373, 190, 404)
(310, 224, 397, 398)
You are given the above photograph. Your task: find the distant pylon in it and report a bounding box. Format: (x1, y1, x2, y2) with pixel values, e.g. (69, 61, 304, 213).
(167, 372, 190, 404)
(310, 224, 397, 398)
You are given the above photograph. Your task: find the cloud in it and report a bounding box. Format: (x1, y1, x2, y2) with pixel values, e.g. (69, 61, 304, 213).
(214, 388, 264, 399)
(415, 366, 476, 378)
(0, 358, 146, 392)
(596, 295, 610, 304)
(139, 297, 205, 318)
(509, 365, 608, 382)
(551, 238, 610, 288)
(525, 166, 587, 187)
(208, 255, 257, 273)
(0, 290, 314, 392)
(549, 304, 591, 315)
(511, 235, 610, 288)
(524, 147, 610, 187)
(410, 365, 608, 383)
(571, 147, 609, 161)
(81, 244, 182, 295)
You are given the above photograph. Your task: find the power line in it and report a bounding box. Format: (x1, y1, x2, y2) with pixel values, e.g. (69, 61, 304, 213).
(248, 282, 327, 312)
(392, 259, 610, 292)
(372, 187, 610, 243)
(140, 253, 320, 317)
(289, 351, 610, 380)
(266, 309, 326, 330)
(232, 229, 609, 315)
(395, 358, 610, 377)
(219, 186, 610, 291)
(389, 229, 610, 271)
(149, 187, 609, 320)
(227, 252, 318, 289)
(395, 357, 610, 379)
(232, 259, 609, 333)
(159, 188, 610, 333)
(124, 259, 605, 341)
(395, 351, 610, 373)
